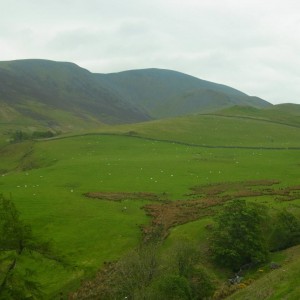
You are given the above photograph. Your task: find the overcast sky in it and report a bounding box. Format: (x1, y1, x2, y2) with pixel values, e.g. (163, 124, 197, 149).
(1, 0, 300, 104)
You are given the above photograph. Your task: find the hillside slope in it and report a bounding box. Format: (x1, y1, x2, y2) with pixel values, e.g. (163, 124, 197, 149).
(98, 68, 271, 118)
(0, 59, 150, 129)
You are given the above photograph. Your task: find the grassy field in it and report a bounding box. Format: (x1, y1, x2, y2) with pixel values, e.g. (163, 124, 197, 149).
(1, 110, 300, 298)
(94, 110, 300, 148)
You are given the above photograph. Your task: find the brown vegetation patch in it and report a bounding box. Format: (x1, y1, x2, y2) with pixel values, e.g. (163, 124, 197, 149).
(141, 197, 229, 241)
(188, 180, 280, 197)
(188, 180, 300, 202)
(84, 191, 165, 202)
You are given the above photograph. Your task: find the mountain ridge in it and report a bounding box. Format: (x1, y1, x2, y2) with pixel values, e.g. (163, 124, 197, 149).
(0, 59, 272, 131)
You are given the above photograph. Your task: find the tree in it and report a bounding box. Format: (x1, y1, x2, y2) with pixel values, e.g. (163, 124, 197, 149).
(269, 209, 300, 251)
(211, 199, 269, 271)
(112, 243, 159, 299)
(0, 195, 64, 299)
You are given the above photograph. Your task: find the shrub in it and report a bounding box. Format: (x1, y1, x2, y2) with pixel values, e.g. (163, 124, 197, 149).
(269, 210, 300, 251)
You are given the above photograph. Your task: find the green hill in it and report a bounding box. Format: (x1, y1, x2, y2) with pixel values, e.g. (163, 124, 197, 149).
(98, 68, 271, 118)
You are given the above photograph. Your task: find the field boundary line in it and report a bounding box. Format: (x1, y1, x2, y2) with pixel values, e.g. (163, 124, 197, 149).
(41, 132, 300, 151)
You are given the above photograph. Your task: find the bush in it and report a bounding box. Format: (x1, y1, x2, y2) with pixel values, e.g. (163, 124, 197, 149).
(149, 275, 192, 300)
(32, 130, 55, 138)
(189, 268, 215, 299)
(269, 210, 300, 251)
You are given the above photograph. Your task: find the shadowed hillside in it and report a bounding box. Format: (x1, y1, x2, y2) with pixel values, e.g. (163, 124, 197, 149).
(0, 59, 150, 129)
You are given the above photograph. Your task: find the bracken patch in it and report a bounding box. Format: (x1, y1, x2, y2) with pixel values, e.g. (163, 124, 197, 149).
(83, 191, 166, 202)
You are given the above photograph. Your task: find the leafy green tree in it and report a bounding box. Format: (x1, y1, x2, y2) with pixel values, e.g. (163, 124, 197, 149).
(0, 195, 63, 299)
(211, 199, 269, 271)
(269, 209, 300, 251)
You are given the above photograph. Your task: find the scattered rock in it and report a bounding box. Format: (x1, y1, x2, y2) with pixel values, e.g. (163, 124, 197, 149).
(270, 262, 281, 270)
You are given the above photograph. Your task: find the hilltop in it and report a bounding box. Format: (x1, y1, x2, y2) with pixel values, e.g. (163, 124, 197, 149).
(98, 68, 271, 118)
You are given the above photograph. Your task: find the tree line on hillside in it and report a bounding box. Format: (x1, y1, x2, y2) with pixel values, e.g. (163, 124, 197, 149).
(10, 130, 60, 143)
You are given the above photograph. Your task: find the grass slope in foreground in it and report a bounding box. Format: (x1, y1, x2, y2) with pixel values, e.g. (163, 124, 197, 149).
(227, 245, 300, 299)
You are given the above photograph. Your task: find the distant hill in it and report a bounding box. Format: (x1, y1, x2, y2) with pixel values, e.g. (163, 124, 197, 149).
(98, 68, 271, 118)
(215, 104, 300, 128)
(0, 59, 150, 130)
(270, 103, 300, 116)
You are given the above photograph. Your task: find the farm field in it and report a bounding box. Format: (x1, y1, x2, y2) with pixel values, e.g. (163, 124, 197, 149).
(1, 112, 300, 298)
(94, 110, 300, 149)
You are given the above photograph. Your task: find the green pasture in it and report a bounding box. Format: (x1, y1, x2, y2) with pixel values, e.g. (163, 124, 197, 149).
(98, 113, 300, 148)
(1, 132, 300, 297)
